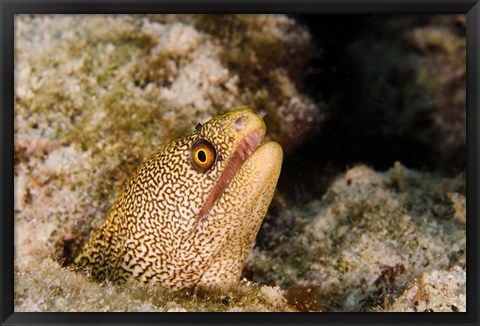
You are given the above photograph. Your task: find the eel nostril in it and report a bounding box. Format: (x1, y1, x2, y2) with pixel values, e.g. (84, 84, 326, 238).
(234, 116, 246, 130)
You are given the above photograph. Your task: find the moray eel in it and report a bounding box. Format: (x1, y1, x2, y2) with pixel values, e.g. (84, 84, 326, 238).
(74, 108, 283, 293)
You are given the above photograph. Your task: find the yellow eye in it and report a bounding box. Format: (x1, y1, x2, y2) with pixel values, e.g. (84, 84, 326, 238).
(190, 139, 216, 172)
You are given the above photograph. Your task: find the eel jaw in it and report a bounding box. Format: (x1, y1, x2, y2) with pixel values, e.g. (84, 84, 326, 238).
(196, 129, 264, 222)
(196, 140, 283, 294)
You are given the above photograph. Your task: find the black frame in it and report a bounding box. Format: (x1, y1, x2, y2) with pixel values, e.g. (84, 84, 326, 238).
(1, 1, 479, 325)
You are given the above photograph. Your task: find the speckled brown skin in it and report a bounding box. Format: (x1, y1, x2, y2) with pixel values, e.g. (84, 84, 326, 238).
(74, 108, 283, 293)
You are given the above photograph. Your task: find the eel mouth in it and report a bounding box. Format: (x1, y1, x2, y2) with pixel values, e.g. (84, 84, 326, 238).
(196, 129, 264, 221)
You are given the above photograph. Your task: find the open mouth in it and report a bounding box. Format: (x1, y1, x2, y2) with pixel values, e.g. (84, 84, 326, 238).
(196, 129, 264, 221)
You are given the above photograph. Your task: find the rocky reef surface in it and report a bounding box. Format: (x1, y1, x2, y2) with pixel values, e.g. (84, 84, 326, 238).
(13, 14, 466, 312)
(246, 164, 465, 312)
(343, 15, 466, 173)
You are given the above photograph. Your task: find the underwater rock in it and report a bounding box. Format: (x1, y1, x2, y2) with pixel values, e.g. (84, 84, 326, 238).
(386, 266, 466, 312)
(14, 254, 295, 312)
(13, 14, 465, 312)
(14, 14, 320, 312)
(346, 15, 466, 173)
(246, 164, 465, 312)
(14, 13, 323, 253)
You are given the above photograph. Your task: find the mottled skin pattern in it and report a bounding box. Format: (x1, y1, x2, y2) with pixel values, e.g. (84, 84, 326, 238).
(74, 108, 283, 293)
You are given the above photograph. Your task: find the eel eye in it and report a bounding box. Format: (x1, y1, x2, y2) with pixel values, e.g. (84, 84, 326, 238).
(190, 138, 216, 172)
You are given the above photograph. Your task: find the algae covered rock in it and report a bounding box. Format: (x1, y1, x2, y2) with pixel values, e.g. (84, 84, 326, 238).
(14, 13, 323, 251)
(386, 266, 466, 312)
(15, 253, 294, 312)
(246, 164, 466, 312)
(14, 14, 321, 312)
(13, 14, 466, 313)
(346, 15, 466, 173)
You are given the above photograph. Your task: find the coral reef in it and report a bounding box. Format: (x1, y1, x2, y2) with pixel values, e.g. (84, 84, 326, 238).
(345, 15, 466, 173)
(386, 266, 466, 312)
(14, 13, 321, 312)
(246, 164, 466, 311)
(13, 14, 466, 312)
(15, 254, 293, 312)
